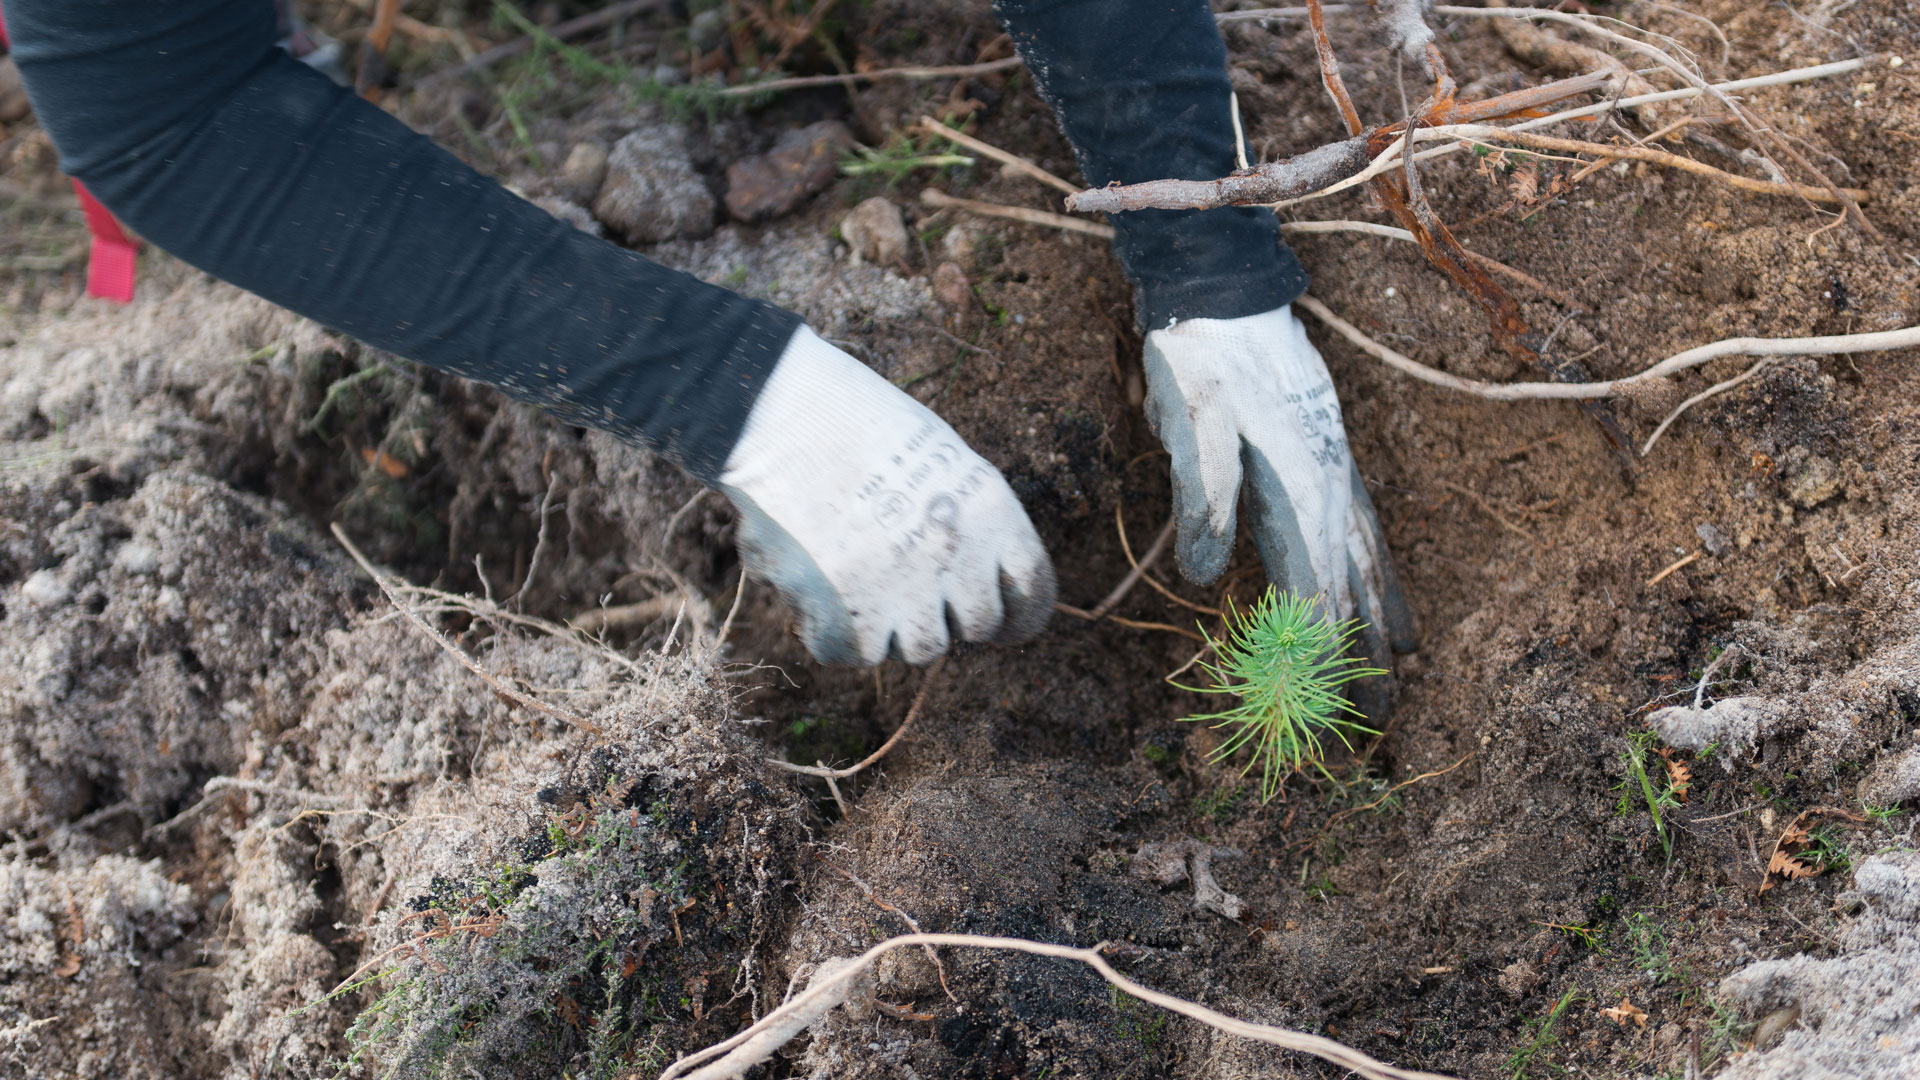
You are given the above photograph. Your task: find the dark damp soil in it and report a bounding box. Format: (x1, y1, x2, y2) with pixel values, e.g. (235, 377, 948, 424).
(2, 2, 1918, 1078)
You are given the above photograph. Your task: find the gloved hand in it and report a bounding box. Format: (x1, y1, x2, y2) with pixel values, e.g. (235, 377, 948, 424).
(718, 327, 1056, 665)
(1143, 305, 1419, 702)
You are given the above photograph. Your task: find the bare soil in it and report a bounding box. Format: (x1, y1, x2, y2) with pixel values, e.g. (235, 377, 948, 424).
(3, 2, 1919, 1078)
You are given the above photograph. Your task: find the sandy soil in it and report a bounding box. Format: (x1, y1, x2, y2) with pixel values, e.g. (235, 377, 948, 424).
(3, 1, 1919, 1078)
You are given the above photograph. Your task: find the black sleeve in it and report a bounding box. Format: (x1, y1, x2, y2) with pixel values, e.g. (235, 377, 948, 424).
(5, 0, 801, 483)
(993, 0, 1308, 331)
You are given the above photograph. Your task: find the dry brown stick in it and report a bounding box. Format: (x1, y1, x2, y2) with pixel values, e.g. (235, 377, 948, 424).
(1475, 4, 1879, 239)
(919, 188, 1112, 237)
(565, 595, 680, 635)
(331, 522, 604, 735)
(1091, 517, 1178, 620)
(716, 56, 1022, 97)
(659, 932, 1455, 1080)
(1449, 125, 1868, 203)
(1065, 71, 1609, 213)
(1112, 507, 1222, 617)
(1436, 480, 1535, 545)
(1644, 551, 1700, 587)
(767, 656, 946, 780)
(1279, 220, 1586, 309)
(413, 0, 672, 89)
(915, 116, 1079, 195)
(1482, 0, 1663, 123)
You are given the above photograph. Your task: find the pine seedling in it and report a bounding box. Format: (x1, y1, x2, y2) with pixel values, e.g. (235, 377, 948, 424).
(1178, 588, 1385, 803)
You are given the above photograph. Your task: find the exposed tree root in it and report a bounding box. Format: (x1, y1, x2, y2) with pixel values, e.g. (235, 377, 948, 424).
(658, 932, 1455, 1080)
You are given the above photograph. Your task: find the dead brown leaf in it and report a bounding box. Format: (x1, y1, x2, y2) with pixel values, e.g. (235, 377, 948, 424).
(1508, 158, 1541, 205)
(1658, 749, 1692, 802)
(1599, 997, 1649, 1030)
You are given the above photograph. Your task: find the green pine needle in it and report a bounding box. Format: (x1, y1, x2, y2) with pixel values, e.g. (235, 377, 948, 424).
(1177, 588, 1386, 803)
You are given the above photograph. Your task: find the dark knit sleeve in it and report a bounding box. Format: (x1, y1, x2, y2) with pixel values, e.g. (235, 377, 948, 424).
(6, 0, 800, 482)
(994, 0, 1307, 330)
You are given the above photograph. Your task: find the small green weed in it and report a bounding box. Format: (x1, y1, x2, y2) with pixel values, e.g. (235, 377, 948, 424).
(1804, 824, 1854, 872)
(1615, 730, 1680, 860)
(1109, 988, 1169, 1051)
(1506, 988, 1579, 1080)
(1191, 784, 1243, 821)
(1177, 588, 1384, 803)
(1623, 911, 1678, 985)
(840, 131, 974, 187)
(1702, 998, 1753, 1067)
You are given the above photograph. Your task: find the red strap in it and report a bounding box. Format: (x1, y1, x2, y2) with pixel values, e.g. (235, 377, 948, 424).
(1, 5, 140, 303)
(72, 181, 139, 303)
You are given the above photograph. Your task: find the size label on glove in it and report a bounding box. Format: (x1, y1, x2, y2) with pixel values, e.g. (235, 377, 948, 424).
(857, 419, 995, 563)
(1290, 379, 1349, 469)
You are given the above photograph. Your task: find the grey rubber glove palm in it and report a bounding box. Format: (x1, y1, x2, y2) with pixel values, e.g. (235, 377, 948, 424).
(1143, 305, 1418, 709)
(718, 327, 1056, 665)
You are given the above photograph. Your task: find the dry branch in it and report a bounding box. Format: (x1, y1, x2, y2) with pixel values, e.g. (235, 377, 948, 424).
(1446, 125, 1867, 203)
(659, 932, 1455, 1080)
(716, 57, 1021, 97)
(1064, 72, 1609, 213)
(920, 189, 1113, 237)
(915, 116, 1079, 195)
(413, 0, 671, 89)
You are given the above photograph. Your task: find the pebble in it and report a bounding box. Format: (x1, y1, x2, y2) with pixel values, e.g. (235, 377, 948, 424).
(723, 120, 854, 222)
(933, 261, 972, 311)
(592, 126, 716, 244)
(557, 140, 609, 203)
(840, 196, 908, 266)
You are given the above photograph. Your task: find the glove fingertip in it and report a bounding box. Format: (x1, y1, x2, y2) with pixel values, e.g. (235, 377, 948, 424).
(995, 551, 1058, 646)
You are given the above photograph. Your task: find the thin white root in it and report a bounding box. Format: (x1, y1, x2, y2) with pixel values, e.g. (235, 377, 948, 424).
(659, 932, 1455, 1080)
(1294, 294, 1919, 405)
(331, 522, 604, 735)
(1639, 357, 1772, 456)
(916, 116, 1080, 195)
(919, 188, 1113, 237)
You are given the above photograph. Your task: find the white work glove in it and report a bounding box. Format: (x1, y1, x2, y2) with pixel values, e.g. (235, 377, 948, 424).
(718, 327, 1056, 665)
(1143, 305, 1418, 703)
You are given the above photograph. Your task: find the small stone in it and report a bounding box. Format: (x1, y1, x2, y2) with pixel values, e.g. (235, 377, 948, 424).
(1696, 522, 1729, 556)
(840, 196, 908, 266)
(1753, 1004, 1800, 1050)
(941, 224, 979, 262)
(592, 127, 716, 244)
(724, 120, 854, 222)
(20, 569, 70, 609)
(558, 140, 609, 203)
(688, 8, 728, 53)
(1782, 447, 1842, 509)
(933, 261, 972, 311)
(1498, 959, 1541, 999)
